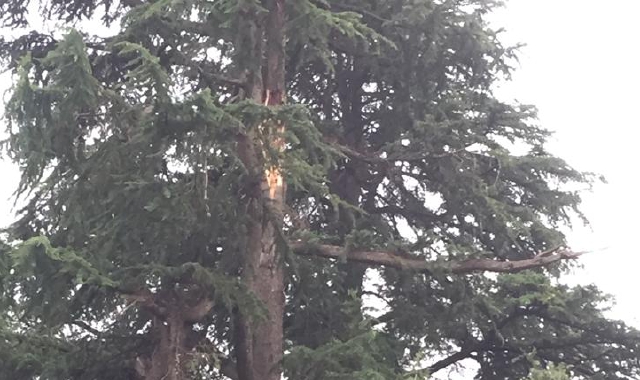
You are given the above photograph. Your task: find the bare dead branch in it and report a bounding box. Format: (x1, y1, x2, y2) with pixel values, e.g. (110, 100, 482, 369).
(289, 242, 585, 275)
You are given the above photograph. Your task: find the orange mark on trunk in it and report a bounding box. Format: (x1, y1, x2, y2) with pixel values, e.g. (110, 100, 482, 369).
(261, 90, 286, 202)
(265, 166, 283, 200)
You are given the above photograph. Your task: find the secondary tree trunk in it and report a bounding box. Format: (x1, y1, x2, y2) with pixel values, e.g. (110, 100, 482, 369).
(138, 314, 188, 380)
(235, 1, 287, 380)
(132, 291, 214, 380)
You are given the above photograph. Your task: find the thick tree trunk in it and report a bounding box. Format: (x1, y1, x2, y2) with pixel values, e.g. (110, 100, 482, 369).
(140, 314, 188, 380)
(132, 292, 214, 380)
(235, 1, 287, 380)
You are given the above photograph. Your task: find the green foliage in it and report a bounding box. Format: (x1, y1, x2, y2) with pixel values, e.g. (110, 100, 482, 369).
(285, 295, 399, 380)
(0, 0, 638, 379)
(527, 362, 570, 380)
(12, 236, 116, 287)
(286, 331, 397, 380)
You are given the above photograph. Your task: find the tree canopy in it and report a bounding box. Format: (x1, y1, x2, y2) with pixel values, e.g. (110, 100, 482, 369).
(0, 0, 638, 379)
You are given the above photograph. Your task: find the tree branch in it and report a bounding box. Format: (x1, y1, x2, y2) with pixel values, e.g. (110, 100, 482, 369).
(330, 141, 465, 164)
(289, 242, 584, 275)
(119, 288, 168, 318)
(69, 320, 102, 336)
(427, 347, 475, 374)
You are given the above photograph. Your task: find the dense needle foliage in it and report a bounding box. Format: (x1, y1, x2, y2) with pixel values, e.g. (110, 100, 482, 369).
(0, 0, 638, 379)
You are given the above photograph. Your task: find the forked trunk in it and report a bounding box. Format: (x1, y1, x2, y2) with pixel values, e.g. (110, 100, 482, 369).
(133, 293, 214, 380)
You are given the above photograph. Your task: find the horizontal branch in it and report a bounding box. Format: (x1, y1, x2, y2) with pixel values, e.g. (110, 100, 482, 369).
(70, 320, 102, 336)
(289, 242, 584, 275)
(427, 347, 475, 374)
(331, 142, 463, 164)
(119, 288, 214, 323)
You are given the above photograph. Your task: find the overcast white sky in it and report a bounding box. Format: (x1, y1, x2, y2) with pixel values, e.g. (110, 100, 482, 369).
(489, 0, 640, 328)
(0, 0, 637, 339)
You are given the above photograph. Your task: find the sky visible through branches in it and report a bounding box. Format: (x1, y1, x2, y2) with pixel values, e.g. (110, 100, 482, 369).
(0, 0, 634, 326)
(0, 1, 637, 379)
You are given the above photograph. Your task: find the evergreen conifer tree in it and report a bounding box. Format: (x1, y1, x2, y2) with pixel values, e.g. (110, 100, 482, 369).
(0, 1, 638, 379)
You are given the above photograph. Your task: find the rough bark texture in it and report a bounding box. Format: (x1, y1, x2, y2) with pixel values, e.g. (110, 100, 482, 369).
(131, 291, 214, 380)
(331, 58, 369, 295)
(234, 1, 286, 380)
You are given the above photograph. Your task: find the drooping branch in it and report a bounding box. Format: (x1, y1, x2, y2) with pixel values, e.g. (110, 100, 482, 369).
(418, 301, 635, 376)
(289, 242, 584, 275)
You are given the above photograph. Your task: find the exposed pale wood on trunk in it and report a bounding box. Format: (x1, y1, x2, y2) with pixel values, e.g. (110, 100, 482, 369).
(233, 1, 287, 380)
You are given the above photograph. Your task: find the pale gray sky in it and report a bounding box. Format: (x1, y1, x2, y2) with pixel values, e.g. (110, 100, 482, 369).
(491, 0, 640, 328)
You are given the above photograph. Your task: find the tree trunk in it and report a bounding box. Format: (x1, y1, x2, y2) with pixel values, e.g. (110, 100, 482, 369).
(140, 314, 188, 380)
(133, 293, 212, 380)
(235, 1, 287, 380)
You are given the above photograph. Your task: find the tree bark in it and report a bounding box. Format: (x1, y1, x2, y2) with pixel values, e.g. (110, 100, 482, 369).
(131, 291, 214, 380)
(234, 1, 286, 380)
